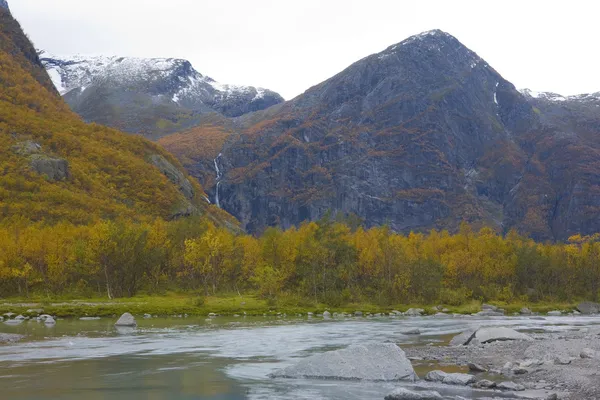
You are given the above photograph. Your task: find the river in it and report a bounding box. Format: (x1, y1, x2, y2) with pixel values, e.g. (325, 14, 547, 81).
(1, 314, 599, 399)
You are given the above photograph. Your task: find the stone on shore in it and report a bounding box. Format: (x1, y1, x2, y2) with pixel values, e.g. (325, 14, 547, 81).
(580, 348, 596, 359)
(547, 310, 562, 316)
(449, 328, 478, 346)
(404, 308, 424, 316)
(385, 388, 443, 400)
(473, 379, 497, 389)
(520, 307, 532, 315)
(270, 343, 417, 381)
(115, 312, 137, 327)
(577, 302, 600, 315)
(468, 362, 487, 372)
(469, 327, 532, 345)
(323, 311, 331, 319)
(497, 381, 525, 391)
(424, 370, 475, 385)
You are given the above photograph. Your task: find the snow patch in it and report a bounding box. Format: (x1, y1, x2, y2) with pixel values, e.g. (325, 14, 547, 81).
(46, 68, 66, 94)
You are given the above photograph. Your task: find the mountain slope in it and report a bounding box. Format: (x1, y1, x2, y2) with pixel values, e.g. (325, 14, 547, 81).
(0, 7, 236, 227)
(39, 52, 284, 139)
(161, 30, 600, 240)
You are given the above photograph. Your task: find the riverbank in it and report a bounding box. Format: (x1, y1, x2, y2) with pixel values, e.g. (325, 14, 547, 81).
(0, 294, 580, 318)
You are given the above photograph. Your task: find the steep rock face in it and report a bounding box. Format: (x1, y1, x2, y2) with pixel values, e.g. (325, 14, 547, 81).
(39, 53, 284, 139)
(162, 30, 600, 240)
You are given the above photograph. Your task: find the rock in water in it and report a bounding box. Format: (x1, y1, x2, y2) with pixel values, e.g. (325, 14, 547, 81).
(424, 370, 448, 382)
(44, 316, 56, 325)
(115, 312, 137, 327)
(270, 343, 417, 381)
(385, 388, 443, 400)
(547, 310, 562, 316)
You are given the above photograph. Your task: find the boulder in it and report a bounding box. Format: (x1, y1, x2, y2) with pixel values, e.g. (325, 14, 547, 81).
(547, 310, 562, 316)
(520, 307, 532, 315)
(385, 388, 443, 400)
(577, 302, 600, 315)
(580, 348, 596, 359)
(481, 304, 498, 311)
(424, 370, 475, 385)
(44, 317, 56, 325)
(497, 381, 525, 391)
(323, 311, 331, 319)
(11, 140, 42, 155)
(38, 314, 53, 321)
(470, 327, 532, 345)
(114, 312, 137, 327)
(467, 362, 487, 372)
(424, 370, 448, 382)
(553, 356, 571, 365)
(442, 373, 476, 385)
(29, 154, 70, 181)
(449, 328, 478, 346)
(270, 343, 417, 381)
(472, 379, 497, 389)
(404, 308, 424, 316)
(354, 311, 363, 317)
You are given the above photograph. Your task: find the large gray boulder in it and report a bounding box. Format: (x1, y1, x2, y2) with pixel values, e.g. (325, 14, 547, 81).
(385, 388, 443, 400)
(577, 302, 600, 315)
(29, 154, 70, 181)
(497, 381, 525, 391)
(404, 308, 424, 316)
(270, 343, 417, 381)
(115, 312, 137, 327)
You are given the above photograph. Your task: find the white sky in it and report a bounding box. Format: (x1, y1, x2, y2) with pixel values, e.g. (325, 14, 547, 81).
(11, 0, 600, 100)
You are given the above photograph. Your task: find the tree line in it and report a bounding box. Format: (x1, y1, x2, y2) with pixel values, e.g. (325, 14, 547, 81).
(1, 215, 599, 304)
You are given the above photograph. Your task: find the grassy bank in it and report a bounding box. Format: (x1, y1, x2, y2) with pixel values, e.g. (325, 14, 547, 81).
(0, 293, 580, 319)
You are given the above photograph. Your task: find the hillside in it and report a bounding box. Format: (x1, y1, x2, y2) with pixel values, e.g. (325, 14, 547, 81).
(0, 7, 235, 227)
(160, 30, 600, 241)
(39, 52, 284, 139)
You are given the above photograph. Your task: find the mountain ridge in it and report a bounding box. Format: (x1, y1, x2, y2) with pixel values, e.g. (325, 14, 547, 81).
(160, 29, 600, 241)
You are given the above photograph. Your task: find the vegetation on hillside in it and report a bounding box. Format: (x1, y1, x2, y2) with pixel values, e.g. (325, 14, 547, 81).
(1, 215, 599, 306)
(0, 9, 233, 226)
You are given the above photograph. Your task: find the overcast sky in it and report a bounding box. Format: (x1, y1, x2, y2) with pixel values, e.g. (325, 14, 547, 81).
(11, 0, 600, 100)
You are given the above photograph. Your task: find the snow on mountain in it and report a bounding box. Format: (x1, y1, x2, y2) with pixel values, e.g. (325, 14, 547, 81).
(36, 51, 284, 137)
(520, 88, 600, 103)
(38, 51, 274, 105)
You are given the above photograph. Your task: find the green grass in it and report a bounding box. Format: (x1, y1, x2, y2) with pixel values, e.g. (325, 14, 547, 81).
(0, 293, 580, 318)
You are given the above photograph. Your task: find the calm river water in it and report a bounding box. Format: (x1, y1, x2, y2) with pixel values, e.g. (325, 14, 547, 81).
(1, 314, 599, 399)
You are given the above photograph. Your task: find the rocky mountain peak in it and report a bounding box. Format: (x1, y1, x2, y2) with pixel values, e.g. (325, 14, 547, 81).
(0, 0, 9, 11)
(38, 52, 284, 138)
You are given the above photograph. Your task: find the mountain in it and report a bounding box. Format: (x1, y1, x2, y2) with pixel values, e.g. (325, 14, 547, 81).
(159, 30, 600, 241)
(0, 6, 236, 228)
(39, 52, 284, 139)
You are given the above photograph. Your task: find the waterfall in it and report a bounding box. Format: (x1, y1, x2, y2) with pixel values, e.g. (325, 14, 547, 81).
(213, 153, 223, 208)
